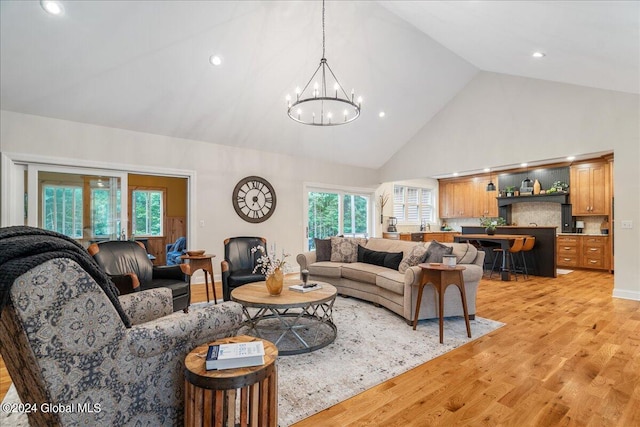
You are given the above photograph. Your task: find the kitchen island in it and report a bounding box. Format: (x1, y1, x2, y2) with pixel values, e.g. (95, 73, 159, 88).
(459, 226, 557, 278)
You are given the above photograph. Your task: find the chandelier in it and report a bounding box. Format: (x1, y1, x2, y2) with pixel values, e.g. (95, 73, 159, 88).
(286, 0, 361, 126)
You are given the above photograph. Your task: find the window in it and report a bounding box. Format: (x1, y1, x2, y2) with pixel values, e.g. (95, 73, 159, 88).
(42, 185, 83, 238)
(131, 189, 163, 236)
(91, 185, 121, 238)
(393, 185, 434, 224)
(307, 189, 371, 250)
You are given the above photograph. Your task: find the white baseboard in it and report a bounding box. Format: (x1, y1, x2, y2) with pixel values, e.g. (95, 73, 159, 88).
(613, 288, 640, 301)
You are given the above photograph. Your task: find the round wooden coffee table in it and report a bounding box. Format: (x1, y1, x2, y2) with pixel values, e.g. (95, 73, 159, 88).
(231, 279, 337, 355)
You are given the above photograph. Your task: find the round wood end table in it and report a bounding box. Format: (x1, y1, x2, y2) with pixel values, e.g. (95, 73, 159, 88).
(415, 263, 472, 344)
(184, 335, 278, 427)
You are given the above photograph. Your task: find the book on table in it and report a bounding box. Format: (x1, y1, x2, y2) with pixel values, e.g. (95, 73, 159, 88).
(288, 283, 322, 293)
(205, 341, 265, 370)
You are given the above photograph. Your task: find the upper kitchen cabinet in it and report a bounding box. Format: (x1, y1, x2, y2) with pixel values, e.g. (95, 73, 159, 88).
(439, 179, 474, 218)
(474, 179, 498, 218)
(570, 161, 610, 215)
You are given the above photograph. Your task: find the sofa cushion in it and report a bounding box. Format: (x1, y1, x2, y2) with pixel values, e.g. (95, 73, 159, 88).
(330, 237, 366, 263)
(424, 240, 453, 263)
(451, 242, 478, 264)
(357, 245, 403, 270)
(398, 244, 429, 274)
(315, 238, 332, 262)
(342, 263, 389, 285)
(376, 270, 405, 295)
(308, 261, 344, 278)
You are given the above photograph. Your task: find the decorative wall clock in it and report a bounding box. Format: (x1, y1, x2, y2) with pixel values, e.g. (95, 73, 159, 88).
(232, 176, 277, 223)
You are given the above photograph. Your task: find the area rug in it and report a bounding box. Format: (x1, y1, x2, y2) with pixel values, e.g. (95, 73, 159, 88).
(1, 297, 504, 427)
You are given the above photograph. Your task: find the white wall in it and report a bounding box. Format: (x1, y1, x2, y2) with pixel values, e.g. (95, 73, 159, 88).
(0, 110, 379, 278)
(381, 71, 640, 300)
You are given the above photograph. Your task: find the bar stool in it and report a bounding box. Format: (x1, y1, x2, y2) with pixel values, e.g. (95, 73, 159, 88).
(490, 238, 525, 281)
(518, 237, 536, 279)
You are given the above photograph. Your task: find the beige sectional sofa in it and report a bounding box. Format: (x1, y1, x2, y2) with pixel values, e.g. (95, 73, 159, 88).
(296, 237, 485, 323)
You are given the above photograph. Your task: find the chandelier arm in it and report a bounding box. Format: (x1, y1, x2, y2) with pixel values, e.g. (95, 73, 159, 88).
(324, 61, 352, 100)
(298, 62, 324, 97)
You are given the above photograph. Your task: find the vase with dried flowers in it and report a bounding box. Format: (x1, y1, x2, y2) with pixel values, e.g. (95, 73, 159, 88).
(377, 191, 389, 224)
(251, 245, 289, 296)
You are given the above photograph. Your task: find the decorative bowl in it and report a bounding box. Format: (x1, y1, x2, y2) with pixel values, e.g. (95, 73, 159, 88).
(187, 250, 205, 256)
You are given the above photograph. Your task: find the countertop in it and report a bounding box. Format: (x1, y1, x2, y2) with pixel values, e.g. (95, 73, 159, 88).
(385, 231, 460, 234)
(558, 233, 609, 236)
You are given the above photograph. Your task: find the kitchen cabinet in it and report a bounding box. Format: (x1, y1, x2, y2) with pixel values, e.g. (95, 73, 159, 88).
(473, 179, 498, 218)
(439, 179, 474, 218)
(570, 162, 610, 215)
(557, 235, 610, 271)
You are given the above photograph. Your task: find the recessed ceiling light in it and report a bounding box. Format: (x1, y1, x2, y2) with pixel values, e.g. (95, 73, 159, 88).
(520, 163, 528, 167)
(453, 172, 459, 177)
(483, 168, 491, 172)
(378, 111, 385, 118)
(532, 51, 546, 58)
(41, 0, 64, 16)
(567, 156, 576, 161)
(209, 55, 222, 66)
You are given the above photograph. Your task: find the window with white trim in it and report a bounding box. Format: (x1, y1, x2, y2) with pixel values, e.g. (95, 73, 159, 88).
(42, 185, 83, 238)
(131, 189, 164, 236)
(393, 185, 434, 224)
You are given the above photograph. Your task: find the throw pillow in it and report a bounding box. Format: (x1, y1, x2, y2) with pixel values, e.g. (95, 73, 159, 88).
(398, 243, 428, 274)
(424, 240, 453, 263)
(383, 251, 404, 271)
(330, 237, 359, 263)
(357, 245, 403, 270)
(314, 238, 332, 262)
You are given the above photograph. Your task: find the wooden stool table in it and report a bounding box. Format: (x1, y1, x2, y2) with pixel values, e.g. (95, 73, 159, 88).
(184, 335, 278, 427)
(414, 263, 472, 344)
(181, 254, 217, 303)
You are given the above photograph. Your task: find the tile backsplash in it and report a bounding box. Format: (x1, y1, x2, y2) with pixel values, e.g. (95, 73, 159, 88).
(511, 202, 561, 228)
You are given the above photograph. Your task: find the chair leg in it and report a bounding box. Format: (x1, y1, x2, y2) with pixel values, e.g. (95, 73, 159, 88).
(520, 252, 529, 279)
(510, 253, 518, 281)
(490, 251, 502, 279)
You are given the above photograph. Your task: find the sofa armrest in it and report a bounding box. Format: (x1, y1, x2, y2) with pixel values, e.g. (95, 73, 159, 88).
(404, 265, 423, 287)
(126, 301, 244, 358)
(152, 265, 185, 281)
(296, 251, 317, 270)
(118, 287, 174, 326)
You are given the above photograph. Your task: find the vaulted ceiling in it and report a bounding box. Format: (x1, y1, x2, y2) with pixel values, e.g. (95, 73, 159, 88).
(1, 1, 638, 169)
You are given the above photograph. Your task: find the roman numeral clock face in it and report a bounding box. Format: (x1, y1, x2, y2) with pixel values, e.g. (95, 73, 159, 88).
(232, 176, 277, 223)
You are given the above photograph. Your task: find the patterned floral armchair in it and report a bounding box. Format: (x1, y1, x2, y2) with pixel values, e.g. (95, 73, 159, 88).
(0, 258, 243, 426)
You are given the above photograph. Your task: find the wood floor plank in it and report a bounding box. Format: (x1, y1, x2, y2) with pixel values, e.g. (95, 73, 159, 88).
(2, 270, 639, 426)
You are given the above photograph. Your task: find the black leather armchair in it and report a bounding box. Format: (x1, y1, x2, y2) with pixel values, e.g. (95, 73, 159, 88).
(88, 240, 190, 312)
(221, 237, 267, 301)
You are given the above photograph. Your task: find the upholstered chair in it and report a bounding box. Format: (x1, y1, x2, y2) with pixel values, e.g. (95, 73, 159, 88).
(0, 257, 243, 426)
(221, 237, 268, 301)
(89, 240, 191, 312)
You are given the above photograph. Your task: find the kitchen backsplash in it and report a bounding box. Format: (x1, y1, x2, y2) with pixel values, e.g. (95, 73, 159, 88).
(511, 202, 561, 228)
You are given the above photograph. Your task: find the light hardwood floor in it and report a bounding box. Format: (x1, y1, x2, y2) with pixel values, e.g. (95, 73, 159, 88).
(2, 270, 638, 426)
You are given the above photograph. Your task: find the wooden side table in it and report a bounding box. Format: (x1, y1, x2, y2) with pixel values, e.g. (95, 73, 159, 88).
(414, 263, 472, 344)
(184, 335, 278, 427)
(181, 254, 217, 303)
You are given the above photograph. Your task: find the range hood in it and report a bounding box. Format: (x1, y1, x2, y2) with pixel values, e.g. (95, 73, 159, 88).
(497, 193, 569, 207)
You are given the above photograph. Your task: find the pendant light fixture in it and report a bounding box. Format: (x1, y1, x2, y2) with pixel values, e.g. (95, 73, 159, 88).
(286, 0, 361, 126)
(486, 176, 496, 192)
(521, 163, 532, 192)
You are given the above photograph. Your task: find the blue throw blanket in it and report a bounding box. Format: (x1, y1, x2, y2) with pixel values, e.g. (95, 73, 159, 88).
(0, 226, 131, 327)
